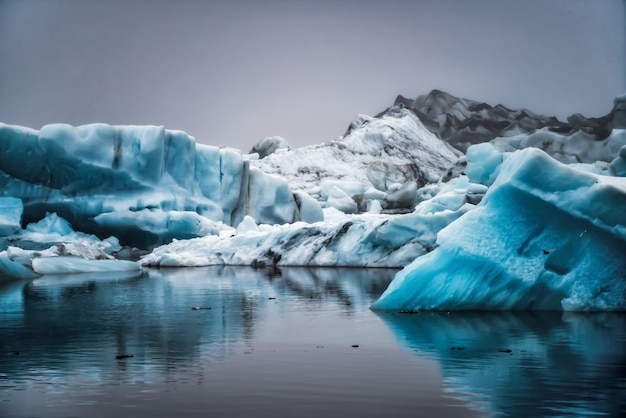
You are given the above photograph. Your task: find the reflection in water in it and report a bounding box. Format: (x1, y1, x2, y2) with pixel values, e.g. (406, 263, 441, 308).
(2, 268, 624, 417)
(0, 267, 396, 390)
(376, 311, 626, 417)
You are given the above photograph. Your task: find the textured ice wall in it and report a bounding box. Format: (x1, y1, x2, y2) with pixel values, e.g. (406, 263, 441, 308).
(0, 123, 315, 248)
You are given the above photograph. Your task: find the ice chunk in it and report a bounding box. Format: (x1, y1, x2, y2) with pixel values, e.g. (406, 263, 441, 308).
(372, 148, 626, 312)
(465, 143, 503, 186)
(491, 127, 626, 164)
(246, 168, 297, 225)
(0, 197, 23, 236)
(609, 144, 626, 176)
(236, 215, 258, 234)
(32, 256, 140, 275)
(382, 181, 418, 211)
(25, 212, 75, 236)
(293, 191, 324, 223)
(250, 136, 290, 159)
(0, 252, 39, 279)
(320, 180, 366, 201)
(326, 186, 358, 214)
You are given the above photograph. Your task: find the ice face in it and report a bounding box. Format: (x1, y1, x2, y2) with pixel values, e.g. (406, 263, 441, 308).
(372, 148, 626, 311)
(0, 197, 23, 236)
(0, 123, 317, 248)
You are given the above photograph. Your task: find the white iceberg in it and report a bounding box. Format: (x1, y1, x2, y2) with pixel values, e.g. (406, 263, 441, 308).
(31, 256, 140, 275)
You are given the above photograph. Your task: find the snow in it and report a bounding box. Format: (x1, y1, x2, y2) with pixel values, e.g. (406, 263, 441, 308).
(372, 148, 626, 312)
(251, 106, 462, 201)
(141, 191, 474, 268)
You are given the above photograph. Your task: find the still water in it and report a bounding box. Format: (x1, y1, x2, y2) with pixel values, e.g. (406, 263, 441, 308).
(0, 267, 624, 417)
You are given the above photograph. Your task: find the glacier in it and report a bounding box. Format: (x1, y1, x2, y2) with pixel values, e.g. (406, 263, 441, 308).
(1, 90, 625, 311)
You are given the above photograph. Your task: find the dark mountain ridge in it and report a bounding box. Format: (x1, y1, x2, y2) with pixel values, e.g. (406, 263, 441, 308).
(382, 89, 624, 152)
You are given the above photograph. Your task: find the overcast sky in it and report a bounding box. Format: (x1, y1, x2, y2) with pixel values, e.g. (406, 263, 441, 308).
(0, 0, 624, 151)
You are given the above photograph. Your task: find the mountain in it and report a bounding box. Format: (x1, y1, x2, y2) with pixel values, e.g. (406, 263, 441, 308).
(387, 89, 625, 153)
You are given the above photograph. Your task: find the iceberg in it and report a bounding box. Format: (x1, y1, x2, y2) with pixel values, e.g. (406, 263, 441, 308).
(0, 212, 131, 279)
(0, 123, 318, 248)
(372, 147, 626, 311)
(31, 257, 139, 275)
(251, 106, 462, 207)
(2, 90, 625, 310)
(141, 197, 473, 268)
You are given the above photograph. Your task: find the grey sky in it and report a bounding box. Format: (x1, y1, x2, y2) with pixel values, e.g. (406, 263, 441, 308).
(0, 0, 624, 151)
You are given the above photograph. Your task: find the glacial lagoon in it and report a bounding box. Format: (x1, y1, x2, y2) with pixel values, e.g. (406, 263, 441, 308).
(1, 267, 624, 417)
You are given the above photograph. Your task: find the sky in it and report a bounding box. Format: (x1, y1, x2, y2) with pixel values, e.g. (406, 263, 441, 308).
(0, 0, 624, 151)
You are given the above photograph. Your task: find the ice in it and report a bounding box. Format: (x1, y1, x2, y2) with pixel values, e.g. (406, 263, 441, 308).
(0, 197, 23, 236)
(252, 106, 462, 200)
(31, 256, 140, 275)
(247, 168, 298, 224)
(0, 122, 318, 248)
(609, 144, 626, 176)
(465, 143, 503, 186)
(381, 181, 418, 211)
(141, 191, 474, 268)
(372, 148, 626, 311)
(0, 253, 39, 279)
(320, 180, 366, 201)
(326, 186, 358, 214)
(250, 136, 290, 158)
(0, 212, 131, 278)
(3, 92, 626, 311)
(491, 127, 626, 165)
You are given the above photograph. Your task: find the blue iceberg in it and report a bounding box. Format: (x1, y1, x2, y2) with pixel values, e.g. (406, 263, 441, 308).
(372, 147, 626, 311)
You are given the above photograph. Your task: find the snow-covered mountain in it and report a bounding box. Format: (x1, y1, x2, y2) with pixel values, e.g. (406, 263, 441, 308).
(251, 106, 462, 197)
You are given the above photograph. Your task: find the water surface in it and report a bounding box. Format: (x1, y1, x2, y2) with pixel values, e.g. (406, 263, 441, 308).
(0, 267, 624, 417)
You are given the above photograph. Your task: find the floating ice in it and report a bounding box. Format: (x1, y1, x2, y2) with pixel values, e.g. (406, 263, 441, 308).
(31, 256, 140, 275)
(372, 148, 626, 311)
(141, 194, 473, 268)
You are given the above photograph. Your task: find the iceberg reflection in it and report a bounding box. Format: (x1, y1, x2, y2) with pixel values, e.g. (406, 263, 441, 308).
(0, 267, 395, 389)
(376, 311, 626, 417)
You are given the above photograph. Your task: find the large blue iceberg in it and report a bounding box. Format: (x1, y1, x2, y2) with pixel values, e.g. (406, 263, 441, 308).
(0, 123, 319, 248)
(372, 147, 626, 311)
